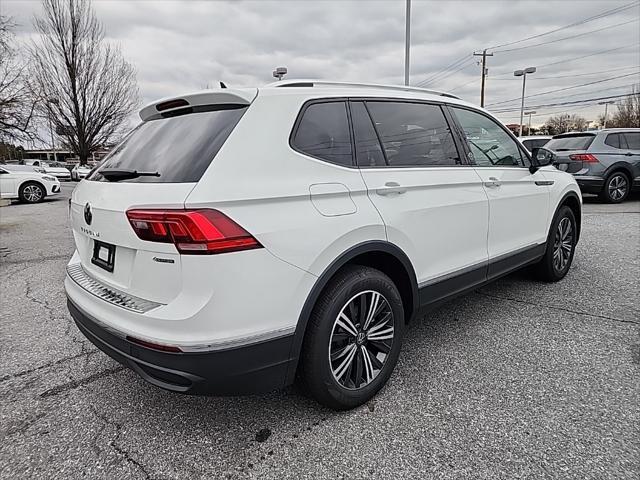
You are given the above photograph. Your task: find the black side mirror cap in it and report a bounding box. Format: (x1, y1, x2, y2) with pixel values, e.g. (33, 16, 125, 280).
(530, 147, 555, 173)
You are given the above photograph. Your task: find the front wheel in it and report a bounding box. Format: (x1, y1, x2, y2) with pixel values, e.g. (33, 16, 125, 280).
(18, 182, 45, 204)
(299, 266, 404, 410)
(599, 172, 630, 203)
(534, 205, 577, 282)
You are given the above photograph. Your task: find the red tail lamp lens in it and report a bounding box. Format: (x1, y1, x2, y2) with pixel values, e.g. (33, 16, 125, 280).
(569, 153, 598, 163)
(126, 209, 262, 254)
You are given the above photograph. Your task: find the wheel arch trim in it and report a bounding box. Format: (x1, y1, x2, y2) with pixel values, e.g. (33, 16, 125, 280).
(284, 240, 418, 385)
(555, 190, 582, 243)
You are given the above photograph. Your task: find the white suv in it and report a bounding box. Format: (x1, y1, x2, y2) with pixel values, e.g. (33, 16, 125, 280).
(65, 80, 581, 410)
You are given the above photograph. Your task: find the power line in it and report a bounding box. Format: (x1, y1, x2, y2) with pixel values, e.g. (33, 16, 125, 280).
(486, 1, 639, 50)
(415, 54, 473, 87)
(489, 43, 640, 78)
(489, 65, 640, 81)
(489, 92, 635, 113)
(493, 18, 639, 54)
(486, 72, 639, 107)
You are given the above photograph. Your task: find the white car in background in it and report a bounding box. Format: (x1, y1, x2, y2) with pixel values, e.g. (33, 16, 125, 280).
(26, 160, 72, 181)
(519, 135, 552, 153)
(0, 165, 61, 203)
(71, 163, 94, 181)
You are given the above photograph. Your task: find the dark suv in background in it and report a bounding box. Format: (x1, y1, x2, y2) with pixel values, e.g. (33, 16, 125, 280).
(545, 128, 640, 203)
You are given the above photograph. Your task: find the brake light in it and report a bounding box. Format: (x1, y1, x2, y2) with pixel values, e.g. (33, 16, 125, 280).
(126, 209, 262, 254)
(569, 153, 598, 163)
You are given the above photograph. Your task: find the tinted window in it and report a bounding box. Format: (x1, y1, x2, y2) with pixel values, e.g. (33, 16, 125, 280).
(451, 107, 524, 167)
(604, 133, 624, 149)
(350, 102, 385, 167)
(90, 106, 247, 183)
(522, 138, 549, 151)
(365, 102, 460, 167)
(292, 102, 353, 166)
(545, 134, 595, 151)
(624, 132, 640, 150)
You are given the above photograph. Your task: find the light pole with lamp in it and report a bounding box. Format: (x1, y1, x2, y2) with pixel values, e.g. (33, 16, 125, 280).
(514, 67, 536, 137)
(598, 100, 615, 128)
(272, 67, 287, 81)
(524, 110, 536, 135)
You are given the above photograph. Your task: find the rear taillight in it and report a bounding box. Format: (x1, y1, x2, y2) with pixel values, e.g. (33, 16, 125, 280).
(126, 209, 262, 255)
(569, 153, 598, 163)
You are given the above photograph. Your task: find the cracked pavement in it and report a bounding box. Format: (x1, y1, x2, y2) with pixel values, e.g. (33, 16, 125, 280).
(1, 184, 638, 479)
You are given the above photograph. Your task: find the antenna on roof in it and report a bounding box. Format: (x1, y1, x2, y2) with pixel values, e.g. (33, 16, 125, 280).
(220, 81, 227, 89)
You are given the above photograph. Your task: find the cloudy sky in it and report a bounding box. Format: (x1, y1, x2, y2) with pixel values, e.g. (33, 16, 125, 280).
(3, 0, 639, 130)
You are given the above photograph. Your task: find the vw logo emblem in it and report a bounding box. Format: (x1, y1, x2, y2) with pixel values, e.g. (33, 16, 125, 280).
(84, 202, 93, 225)
(356, 331, 366, 346)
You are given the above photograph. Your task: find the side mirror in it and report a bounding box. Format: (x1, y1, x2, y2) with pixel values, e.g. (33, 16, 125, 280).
(529, 147, 555, 173)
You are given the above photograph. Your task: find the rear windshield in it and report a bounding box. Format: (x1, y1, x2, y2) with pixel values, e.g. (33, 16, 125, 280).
(522, 138, 550, 151)
(89, 106, 247, 183)
(545, 134, 595, 151)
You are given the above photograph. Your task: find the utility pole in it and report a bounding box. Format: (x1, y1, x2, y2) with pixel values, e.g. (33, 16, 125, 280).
(473, 49, 493, 107)
(404, 0, 411, 86)
(598, 100, 615, 128)
(524, 110, 536, 135)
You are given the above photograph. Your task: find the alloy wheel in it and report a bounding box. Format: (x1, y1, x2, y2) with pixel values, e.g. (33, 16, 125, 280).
(608, 174, 628, 202)
(23, 185, 43, 203)
(328, 290, 394, 390)
(553, 217, 573, 272)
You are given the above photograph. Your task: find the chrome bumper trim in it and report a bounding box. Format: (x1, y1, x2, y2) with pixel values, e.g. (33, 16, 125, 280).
(66, 263, 163, 313)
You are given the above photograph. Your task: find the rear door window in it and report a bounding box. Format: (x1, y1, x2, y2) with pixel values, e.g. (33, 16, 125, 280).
(350, 101, 386, 167)
(365, 101, 460, 167)
(292, 101, 353, 166)
(623, 132, 640, 150)
(545, 134, 595, 151)
(90, 106, 247, 183)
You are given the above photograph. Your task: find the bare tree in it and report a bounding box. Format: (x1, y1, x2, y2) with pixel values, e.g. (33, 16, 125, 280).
(541, 114, 588, 135)
(598, 85, 640, 128)
(28, 0, 139, 164)
(0, 16, 37, 142)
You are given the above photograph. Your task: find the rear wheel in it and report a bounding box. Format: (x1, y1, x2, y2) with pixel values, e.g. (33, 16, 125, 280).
(299, 266, 404, 410)
(599, 171, 630, 203)
(534, 205, 576, 282)
(18, 182, 45, 204)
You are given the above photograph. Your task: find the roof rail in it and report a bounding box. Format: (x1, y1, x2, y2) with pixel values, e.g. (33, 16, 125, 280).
(266, 79, 460, 99)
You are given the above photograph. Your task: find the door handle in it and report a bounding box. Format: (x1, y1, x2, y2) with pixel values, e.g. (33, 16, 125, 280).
(625, 152, 633, 156)
(484, 177, 501, 188)
(376, 182, 407, 196)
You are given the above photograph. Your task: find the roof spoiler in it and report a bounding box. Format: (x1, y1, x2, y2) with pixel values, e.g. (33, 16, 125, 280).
(139, 88, 258, 121)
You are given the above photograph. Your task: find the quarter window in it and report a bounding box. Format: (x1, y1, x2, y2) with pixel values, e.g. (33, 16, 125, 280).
(365, 101, 461, 167)
(292, 101, 353, 166)
(451, 107, 525, 167)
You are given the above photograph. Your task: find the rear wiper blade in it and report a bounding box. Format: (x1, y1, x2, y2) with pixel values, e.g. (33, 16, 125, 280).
(100, 168, 160, 181)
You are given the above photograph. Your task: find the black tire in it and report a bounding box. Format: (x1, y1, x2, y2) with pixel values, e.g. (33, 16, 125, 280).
(534, 205, 577, 282)
(299, 265, 404, 410)
(599, 171, 630, 203)
(18, 182, 45, 204)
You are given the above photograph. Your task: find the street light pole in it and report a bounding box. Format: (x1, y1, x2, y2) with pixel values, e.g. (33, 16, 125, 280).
(598, 100, 615, 128)
(524, 110, 536, 135)
(514, 67, 536, 137)
(404, 0, 411, 86)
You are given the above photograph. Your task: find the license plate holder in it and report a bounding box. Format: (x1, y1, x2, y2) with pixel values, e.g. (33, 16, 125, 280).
(92, 240, 116, 272)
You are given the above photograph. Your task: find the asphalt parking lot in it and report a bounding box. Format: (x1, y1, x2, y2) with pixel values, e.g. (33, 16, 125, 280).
(1, 183, 638, 479)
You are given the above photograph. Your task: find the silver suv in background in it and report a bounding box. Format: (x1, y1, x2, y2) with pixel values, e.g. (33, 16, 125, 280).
(546, 128, 640, 203)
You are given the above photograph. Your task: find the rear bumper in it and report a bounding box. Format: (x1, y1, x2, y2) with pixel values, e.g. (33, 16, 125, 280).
(573, 175, 604, 194)
(68, 298, 296, 395)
